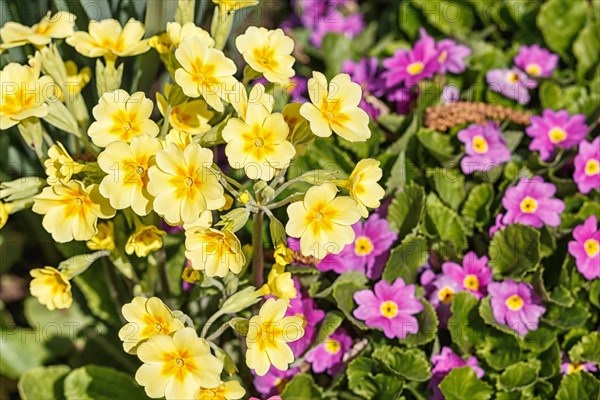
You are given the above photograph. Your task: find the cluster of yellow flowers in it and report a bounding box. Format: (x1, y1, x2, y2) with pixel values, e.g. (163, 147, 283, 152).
(2, 1, 385, 396)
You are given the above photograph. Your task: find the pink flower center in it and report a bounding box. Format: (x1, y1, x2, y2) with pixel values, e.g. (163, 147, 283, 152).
(355, 236, 374, 256)
(584, 239, 599, 257)
(463, 274, 479, 291)
(407, 62, 424, 76)
(520, 196, 538, 214)
(584, 159, 599, 176)
(379, 300, 398, 319)
(525, 63, 542, 77)
(472, 135, 489, 154)
(505, 294, 524, 311)
(548, 127, 567, 144)
(324, 338, 341, 355)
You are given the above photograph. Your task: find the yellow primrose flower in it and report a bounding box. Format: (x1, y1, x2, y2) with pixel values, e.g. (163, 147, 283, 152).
(157, 84, 214, 135)
(246, 298, 304, 376)
(266, 264, 297, 303)
(286, 182, 361, 259)
(0, 11, 75, 49)
(222, 102, 296, 181)
(29, 266, 72, 310)
(174, 36, 237, 112)
(282, 102, 312, 156)
(88, 89, 159, 147)
(66, 18, 149, 64)
(135, 327, 223, 399)
(63, 60, 91, 97)
(97, 134, 162, 215)
(44, 142, 83, 184)
(167, 22, 214, 49)
(32, 181, 115, 243)
(164, 129, 193, 151)
(274, 243, 294, 266)
(300, 72, 371, 142)
(185, 227, 245, 277)
(197, 380, 245, 400)
(346, 159, 384, 218)
(118, 296, 185, 354)
(0, 202, 11, 229)
(0, 63, 53, 129)
(125, 225, 167, 257)
(86, 221, 115, 251)
(147, 143, 225, 225)
(228, 82, 274, 121)
(213, 0, 259, 12)
(236, 27, 295, 85)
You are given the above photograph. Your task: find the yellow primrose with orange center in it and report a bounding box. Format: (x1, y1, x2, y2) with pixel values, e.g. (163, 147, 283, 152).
(0, 11, 75, 49)
(125, 225, 167, 257)
(88, 89, 159, 147)
(197, 380, 245, 400)
(346, 159, 385, 218)
(97, 134, 162, 216)
(118, 296, 184, 354)
(29, 266, 72, 310)
(185, 226, 245, 277)
(265, 263, 297, 303)
(228, 82, 274, 121)
(286, 182, 361, 259)
(236, 26, 295, 85)
(44, 142, 84, 184)
(157, 84, 214, 135)
(86, 221, 115, 251)
(32, 181, 115, 243)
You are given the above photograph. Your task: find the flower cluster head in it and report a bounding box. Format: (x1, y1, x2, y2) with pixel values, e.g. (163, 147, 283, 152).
(568, 215, 600, 281)
(442, 252, 492, 299)
(560, 353, 598, 376)
(501, 176, 565, 228)
(574, 137, 600, 194)
(0, 11, 75, 50)
(514, 45, 558, 78)
(488, 280, 545, 335)
(29, 266, 72, 310)
(353, 278, 424, 339)
(305, 328, 352, 375)
(486, 68, 537, 105)
(185, 225, 245, 278)
(457, 122, 511, 174)
(526, 109, 588, 161)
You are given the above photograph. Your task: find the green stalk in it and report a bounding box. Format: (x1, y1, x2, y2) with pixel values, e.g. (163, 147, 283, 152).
(252, 210, 264, 287)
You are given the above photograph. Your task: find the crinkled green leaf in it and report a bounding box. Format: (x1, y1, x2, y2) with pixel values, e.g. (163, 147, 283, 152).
(448, 292, 487, 353)
(416, 129, 455, 163)
(428, 168, 466, 210)
(569, 332, 600, 364)
(423, 194, 468, 251)
(573, 5, 600, 81)
(347, 357, 380, 398)
(497, 360, 540, 391)
(556, 371, 600, 400)
(488, 224, 541, 279)
(461, 183, 494, 230)
(478, 330, 523, 371)
(63, 365, 148, 400)
(281, 373, 323, 400)
(382, 234, 428, 284)
(372, 345, 431, 382)
(18, 365, 70, 400)
(314, 311, 344, 345)
(398, 299, 438, 347)
(538, 0, 588, 58)
(439, 366, 493, 400)
(387, 182, 425, 239)
(332, 273, 368, 329)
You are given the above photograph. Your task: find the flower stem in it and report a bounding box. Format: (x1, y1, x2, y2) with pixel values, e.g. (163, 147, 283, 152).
(252, 210, 264, 287)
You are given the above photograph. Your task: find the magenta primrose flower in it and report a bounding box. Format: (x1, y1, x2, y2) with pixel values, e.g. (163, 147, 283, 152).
(443, 252, 493, 299)
(436, 38, 471, 75)
(429, 274, 462, 328)
(486, 68, 537, 104)
(383, 28, 439, 88)
(573, 137, 600, 194)
(502, 176, 565, 228)
(428, 347, 484, 400)
(253, 366, 297, 397)
(488, 280, 545, 335)
(457, 122, 511, 174)
(489, 213, 506, 237)
(514, 45, 559, 78)
(342, 57, 386, 119)
(305, 328, 352, 375)
(568, 215, 600, 280)
(526, 109, 589, 161)
(353, 278, 424, 339)
(560, 352, 598, 376)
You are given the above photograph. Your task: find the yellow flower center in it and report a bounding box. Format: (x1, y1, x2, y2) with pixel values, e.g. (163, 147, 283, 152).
(253, 46, 278, 69)
(174, 357, 185, 368)
(548, 127, 567, 144)
(136, 166, 145, 175)
(567, 363, 584, 375)
(525, 63, 542, 77)
(505, 294, 524, 311)
(584, 239, 599, 257)
(354, 236, 374, 256)
(123, 122, 132, 132)
(506, 72, 520, 84)
(379, 300, 398, 319)
(324, 339, 341, 355)
(184, 177, 194, 187)
(320, 99, 347, 126)
(74, 197, 84, 206)
(2, 86, 36, 116)
(190, 62, 216, 86)
(438, 287, 455, 304)
(520, 196, 538, 214)
(154, 323, 163, 332)
(463, 274, 479, 291)
(438, 51, 448, 63)
(472, 135, 489, 154)
(407, 62, 424, 75)
(584, 159, 599, 176)
(314, 212, 324, 221)
(254, 137, 265, 148)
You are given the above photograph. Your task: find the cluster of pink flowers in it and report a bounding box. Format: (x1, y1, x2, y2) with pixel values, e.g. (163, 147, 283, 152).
(457, 122, 511, 174)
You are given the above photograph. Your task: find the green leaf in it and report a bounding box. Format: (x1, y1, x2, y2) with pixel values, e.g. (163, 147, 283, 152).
(410, 0, 474, 35)
(347, 357, 380, 398)
(522, 326, 557, 353)
(439, 366, 493, 400)
(382, 234, 428, 284)
(589, 280, 600, 308)
(416, 128, 455, 163)
(448, 292, 487, 353)
(538, 0, 588, 58)
(321, 33, 352, 78)
(0, 327, 51, 379)
(569, 332, 600, 364)
(18, 365, 70, 400)
(428, 168, 466, 210)
(573, 6, 600, 81)
(539, 80, 564, 110)
(332, 273, 368, 329)
(556, 371, 600, 400)
(478, 330, 522, 371)
(398, 299, 438, 347)
(387, 182, 425, 240)
(479, 297, 520, 338)
(538, 341, 562, 379)
(543, 303, 591, 330)
(314, 311, 344, 345)
(281, 373, 323, 400)
(461, 183, 494, 230)
(488, 224, 541, 279)
(73, 262, 120, 323)
(63, 365, 148, 400)
(498, 361, 540, 391)
(423, 194, 468, 251)
(372, 346, 431, 382)
(372, 374, 404, 400)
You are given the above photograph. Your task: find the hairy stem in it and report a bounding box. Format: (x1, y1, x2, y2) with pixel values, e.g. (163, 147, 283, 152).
(252, 210, 264, 287)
